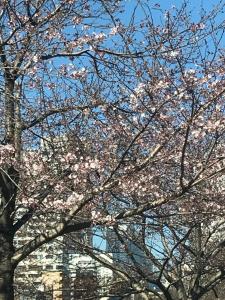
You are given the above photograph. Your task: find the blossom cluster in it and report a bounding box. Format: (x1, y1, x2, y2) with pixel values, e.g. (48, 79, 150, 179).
(0, 144, 15, 168)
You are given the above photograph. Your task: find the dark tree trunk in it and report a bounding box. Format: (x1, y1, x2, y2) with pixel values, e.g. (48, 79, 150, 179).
(0, 167, 19, 300)
(0, 69, 20, 300)
(0, 233, 14, 300)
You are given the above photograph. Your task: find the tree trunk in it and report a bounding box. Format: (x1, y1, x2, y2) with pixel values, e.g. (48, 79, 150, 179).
(0, 207, 15, 300)
(4, 77, 15, 144)
(0, 69, 19, 300)
(0, 233, 14, 300)
(0, 167, 18, 300)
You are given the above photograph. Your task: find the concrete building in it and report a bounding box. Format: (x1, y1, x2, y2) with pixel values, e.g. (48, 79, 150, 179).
(14, 224, 113, 300)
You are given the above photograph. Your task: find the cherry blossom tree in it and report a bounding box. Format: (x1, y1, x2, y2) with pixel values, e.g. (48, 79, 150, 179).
(0, 0, 225, 299)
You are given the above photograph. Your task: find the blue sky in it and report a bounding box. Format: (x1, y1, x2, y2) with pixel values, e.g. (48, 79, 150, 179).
(124, 0, 223, 11)
(152, 0, 220, 10)
(122, 0, 224, 23)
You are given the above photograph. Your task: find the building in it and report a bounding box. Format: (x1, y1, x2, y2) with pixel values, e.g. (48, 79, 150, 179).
(14, 213, 113, 300)
(106, 224, 152, 269)
(67, 253, 113, 300)
(105, 224, 154, 300)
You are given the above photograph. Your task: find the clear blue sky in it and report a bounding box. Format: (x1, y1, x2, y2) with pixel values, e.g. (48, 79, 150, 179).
(124, 0, 223, 11)
(122, 0, 224, 23)
(152, 0, 221, 10)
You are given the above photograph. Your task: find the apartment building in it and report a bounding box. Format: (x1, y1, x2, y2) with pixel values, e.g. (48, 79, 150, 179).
(14, 228, 113, 300)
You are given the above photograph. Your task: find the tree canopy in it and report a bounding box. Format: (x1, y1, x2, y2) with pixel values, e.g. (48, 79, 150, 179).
(0, 0, 225, 299)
